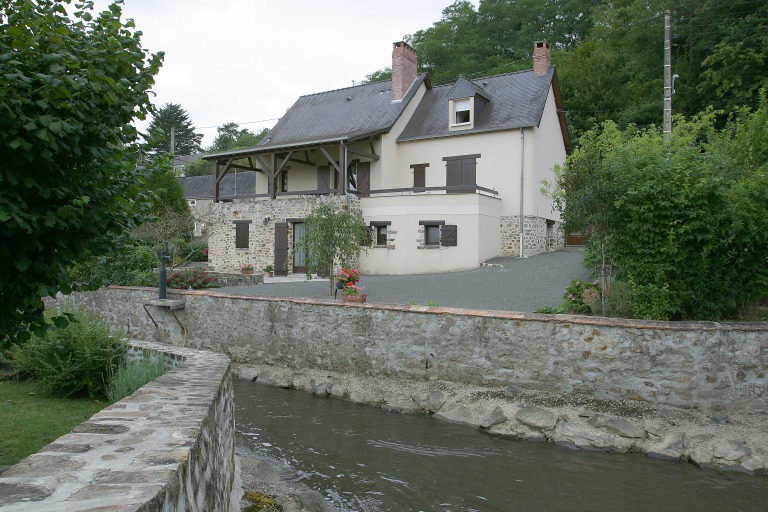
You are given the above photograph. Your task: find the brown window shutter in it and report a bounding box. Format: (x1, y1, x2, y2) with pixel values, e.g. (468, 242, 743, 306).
(413, 166, 425, 188)
(441, 224, 457, 246)
(235, 222, 250, 249)
(357, 161, 371, 196)
(274, 222, 289, 275)
(317, 166, 330, 190)
(444, 155, 478, 194)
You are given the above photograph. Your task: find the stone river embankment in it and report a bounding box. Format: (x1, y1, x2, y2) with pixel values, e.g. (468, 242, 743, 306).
(234, 364, 767, 477)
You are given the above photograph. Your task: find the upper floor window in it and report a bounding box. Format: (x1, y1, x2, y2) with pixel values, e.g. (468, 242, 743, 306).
(454, 98, 471, 124)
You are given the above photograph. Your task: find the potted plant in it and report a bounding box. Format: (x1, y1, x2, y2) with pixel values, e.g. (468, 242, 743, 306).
(240, 263, 254, 275)
(334, 267, 361, 289)
(263, 264, 274, 277)
(341, 283, 366, 303)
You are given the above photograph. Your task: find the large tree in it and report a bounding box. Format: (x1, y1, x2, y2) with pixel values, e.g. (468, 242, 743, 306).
(0, 0, 163, 347)
(145, 103, 203, 156)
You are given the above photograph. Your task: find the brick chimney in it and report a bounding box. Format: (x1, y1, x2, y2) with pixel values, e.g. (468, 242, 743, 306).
(392, 41, 418, 101)
(533, 40, 551, 76)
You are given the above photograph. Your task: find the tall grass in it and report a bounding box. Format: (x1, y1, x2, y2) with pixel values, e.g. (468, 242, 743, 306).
(107, 357, 167, 403)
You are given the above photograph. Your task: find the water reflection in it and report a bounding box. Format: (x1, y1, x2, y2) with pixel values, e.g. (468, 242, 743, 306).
(234, 379, 767, 512)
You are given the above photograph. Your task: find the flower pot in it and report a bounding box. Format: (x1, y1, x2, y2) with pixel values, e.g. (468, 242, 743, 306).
(342, 293, 366, 303)
(268, 271, 274, 278)
(241, 269, 254, 275)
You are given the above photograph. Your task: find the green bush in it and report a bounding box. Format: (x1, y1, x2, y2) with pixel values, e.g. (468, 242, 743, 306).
(550, 104, 768, 320)
(11, 310, 125, 399)
(68, 240, 156, 287)
(107, 356, 167, 403)
(181, 238, 209, 262)
(561, 279, 601, 314)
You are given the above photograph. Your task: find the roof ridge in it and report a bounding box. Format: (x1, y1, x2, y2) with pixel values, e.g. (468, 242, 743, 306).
(431, 67, 538, 89)
(299, 78, 392, 98)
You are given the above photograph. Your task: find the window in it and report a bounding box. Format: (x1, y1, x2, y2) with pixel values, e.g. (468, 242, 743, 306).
(411, 163, 428, 188)
(370, 221, 391, 246)
(444, 154, 479, 194)
(348, 160, 371, 196)
(234, 220, 251, 249)
(279, 169, 288, 192)
(419, 220, 457, 248)
(454, 98, 470, 124)
(425, 225, 440, 245)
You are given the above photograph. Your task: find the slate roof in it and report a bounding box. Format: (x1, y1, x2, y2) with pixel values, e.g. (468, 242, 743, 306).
(203, 75, 428, 160)
(397, 67, 556, 142)
(259, 75, 428, 150)
(178, 171, 258, 199)
(446, 76, 489, 101)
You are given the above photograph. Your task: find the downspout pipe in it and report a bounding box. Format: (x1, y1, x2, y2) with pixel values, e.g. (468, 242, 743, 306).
(519, 129, 525, 258)
(343, 141, 350, 210)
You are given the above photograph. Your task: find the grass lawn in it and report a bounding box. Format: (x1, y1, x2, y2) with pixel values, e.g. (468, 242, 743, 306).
(0, 380, 106, 466)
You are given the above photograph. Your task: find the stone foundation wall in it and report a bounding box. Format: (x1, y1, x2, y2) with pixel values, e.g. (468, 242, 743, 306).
(207, 195, 359, 273)
(0, 341, 235, 511)
(500, 216, 564, 257)
(56, 288, 768, 414)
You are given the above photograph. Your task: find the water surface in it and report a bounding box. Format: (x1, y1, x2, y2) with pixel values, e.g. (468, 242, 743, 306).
(235, 380, 767, 511)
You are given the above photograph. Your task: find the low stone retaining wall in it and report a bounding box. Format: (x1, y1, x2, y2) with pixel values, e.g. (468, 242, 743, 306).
(56, 287, 768, 415)
(0, 341, 235, 511)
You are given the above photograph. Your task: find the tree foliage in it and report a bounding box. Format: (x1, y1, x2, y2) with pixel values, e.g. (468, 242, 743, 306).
(0, 0, 163, 347)
(207, 122, 267, 153)
(145, 102, 203, 156)
(371, 0, 767, 140)
(291, 203, 369, 296)
(182, 123, 268, 177)
(550, 102, 768, 320)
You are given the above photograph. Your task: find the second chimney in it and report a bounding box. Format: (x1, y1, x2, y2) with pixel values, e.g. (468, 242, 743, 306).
(533, 41, 551, 76)
(392, 41, 417, 101)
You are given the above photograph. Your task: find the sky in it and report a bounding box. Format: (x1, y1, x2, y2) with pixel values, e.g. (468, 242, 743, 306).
(92, 0, 463, 149)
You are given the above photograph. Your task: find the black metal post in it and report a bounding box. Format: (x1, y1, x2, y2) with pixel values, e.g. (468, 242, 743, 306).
(158, 247, 170, 300)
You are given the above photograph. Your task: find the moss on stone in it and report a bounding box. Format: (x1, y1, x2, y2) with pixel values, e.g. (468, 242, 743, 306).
(242, 491, 284, 511)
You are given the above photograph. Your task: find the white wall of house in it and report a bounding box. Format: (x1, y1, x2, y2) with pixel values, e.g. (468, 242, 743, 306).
(527, 85, 566, 221)
(359, 193, 500, 275)
(375, 82, 429, 190)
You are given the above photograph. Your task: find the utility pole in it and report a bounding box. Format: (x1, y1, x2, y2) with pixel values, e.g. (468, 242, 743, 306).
(663, 9, 672, 142)
(170, 126, 176, 156)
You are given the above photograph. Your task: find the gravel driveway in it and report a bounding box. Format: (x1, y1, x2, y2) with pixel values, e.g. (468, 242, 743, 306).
(214, 247, 588, 313)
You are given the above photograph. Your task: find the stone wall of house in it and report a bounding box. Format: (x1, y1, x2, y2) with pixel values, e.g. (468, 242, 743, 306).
(500, 216, 564, 257)
(0, 341, 235, 511)
(206, 195, 359, 273)
(57, 287, 768, 414)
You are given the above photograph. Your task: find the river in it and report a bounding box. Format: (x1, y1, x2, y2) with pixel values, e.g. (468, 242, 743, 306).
(234, 379, 767, 511)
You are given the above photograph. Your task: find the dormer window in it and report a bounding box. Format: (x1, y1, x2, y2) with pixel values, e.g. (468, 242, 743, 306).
(447, 77, 489, 132)
(454, 98, 471, 124)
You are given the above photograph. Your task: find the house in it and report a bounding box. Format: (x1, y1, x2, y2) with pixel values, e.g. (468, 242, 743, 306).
(202, 41, 570, 275)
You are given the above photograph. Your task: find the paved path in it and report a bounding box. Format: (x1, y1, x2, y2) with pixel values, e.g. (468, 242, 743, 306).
(214, 248, 588, 313)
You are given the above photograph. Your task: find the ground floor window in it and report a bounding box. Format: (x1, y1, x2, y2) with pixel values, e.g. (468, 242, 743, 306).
(419, 220, 457, 248)
(370, 221, 391, 246)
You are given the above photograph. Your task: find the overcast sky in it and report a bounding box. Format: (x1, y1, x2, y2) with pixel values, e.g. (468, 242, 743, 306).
(93, 0, 462, 149)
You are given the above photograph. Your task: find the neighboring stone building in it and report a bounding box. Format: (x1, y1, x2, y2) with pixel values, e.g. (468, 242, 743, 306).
(178, 171, 257, 237)
(200, 40, 570, 275)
